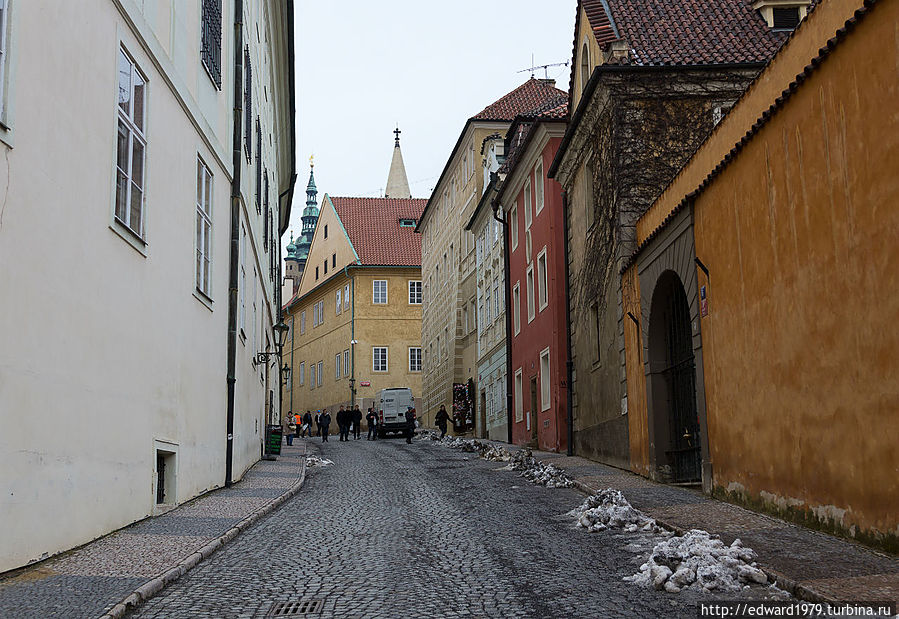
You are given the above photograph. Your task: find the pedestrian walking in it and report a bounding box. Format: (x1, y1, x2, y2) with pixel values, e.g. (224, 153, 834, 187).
(366, 407, 378, 440)
(404, 406, 416, 444)
(316, 410, 324, 439)
(336, 406, 349, 441)
(352, 405, 363, 440)
(320, 410, 331, 442)
(284, 411, 295, 446)
(294, 411, 303, 441)
(301, 410, 313, 437)
(435, 404, 450, 439)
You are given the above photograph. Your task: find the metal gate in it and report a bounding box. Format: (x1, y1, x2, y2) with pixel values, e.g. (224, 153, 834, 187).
(662, 281, 701, 483)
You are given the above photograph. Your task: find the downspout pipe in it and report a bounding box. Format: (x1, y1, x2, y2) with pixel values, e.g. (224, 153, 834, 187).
(225, 0, 244, 487)
(561, 191, 574, 457)
(491, 190, 513, 445)
(344, 264, 356, 407)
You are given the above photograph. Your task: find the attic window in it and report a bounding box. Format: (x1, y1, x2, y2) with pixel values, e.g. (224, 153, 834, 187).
(400, 219, 416, 227)
(772, 7, 800, 29)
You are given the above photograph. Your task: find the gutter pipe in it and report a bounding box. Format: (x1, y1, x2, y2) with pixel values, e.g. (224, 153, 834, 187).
(491, 188, 514, 445)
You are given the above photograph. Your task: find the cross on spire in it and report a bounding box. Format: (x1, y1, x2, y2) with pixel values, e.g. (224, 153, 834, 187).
(393, 126, 401, 147)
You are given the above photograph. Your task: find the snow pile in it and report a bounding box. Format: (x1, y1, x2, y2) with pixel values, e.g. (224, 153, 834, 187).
(480, 444, 512, 462)
(521, 462, 573, 487)
(568, 489, 661, 533)
(625, 530, 768, 593)
(416, 430, 441, 441)
(304, 455, 333, 467)
(435, 438, 569, 486)
(508, 448, 537, 471)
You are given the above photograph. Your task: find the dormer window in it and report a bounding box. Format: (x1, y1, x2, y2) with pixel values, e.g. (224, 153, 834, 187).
(400, 218, 416, 227)
(752, 0, 810, 30)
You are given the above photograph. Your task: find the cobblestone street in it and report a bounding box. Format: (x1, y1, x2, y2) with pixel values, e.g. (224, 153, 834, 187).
(129, 437, 784, 618)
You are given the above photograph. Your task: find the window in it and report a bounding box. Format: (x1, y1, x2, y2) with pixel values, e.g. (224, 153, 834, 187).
(373, 280, 387, 304)
(0, 0, 11, 122)
(537, 247, 548, 312)
(315, 266, 319, 280)
(310, 363, 315, 389)
(409, 347, 422, 372)
(336, 354, 341, 379)
(243, 47, 251, 159)
(514, 369, 523, 422)
(200, 0, 222, 88)
(400, 218, 416, 227)
(344, 349, 350, 376)
(373, 347, 388, 372)
(336, 289, 342, 314)
(535, 160, 544, 215)
(115, 48, 147, 238)
(332, 253, 336, 268)
(255, 117, 261, 214)
(773, 6, 800, 29)
(298, 362, 305, 385)
(196, 158, 213, 297)
(324, 224, 328, 239)
(318, 300, 324, 325)
(580, 42, 591, 95)
(239, 223, 247, 335)
(463, 306, 468, 334)
(263, 170, 269, 251)
(409, 280, 422, 304)
(324, 259, 328, 275)
(317, 361, 323, 386)
(493, 281, 500, 319)
(512, 283, 521, 335)
(484, 287, 491, 323)
(524, 179, 532, 230)
(526, 264, 535, 322)
(510, 204, 518, 250)
(300, 310, 306, 334)
(344, 284, 350, 309)
(540, 347, 551, 411)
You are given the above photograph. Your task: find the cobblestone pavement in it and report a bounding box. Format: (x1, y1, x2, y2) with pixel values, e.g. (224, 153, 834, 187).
(0, 442, 306, 619)
(130, 437, 788, 619)
(528, 449, 899, 606)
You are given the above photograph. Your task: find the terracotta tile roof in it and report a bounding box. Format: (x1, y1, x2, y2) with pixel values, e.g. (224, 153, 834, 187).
(573, 0, 797, 70)
(498, 100, 569, 175)
(331, 197, 427, 267)
(471, 78, 569, 122)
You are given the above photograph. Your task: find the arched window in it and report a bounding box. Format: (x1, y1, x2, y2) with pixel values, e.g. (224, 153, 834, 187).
(580, 42, 590, 94)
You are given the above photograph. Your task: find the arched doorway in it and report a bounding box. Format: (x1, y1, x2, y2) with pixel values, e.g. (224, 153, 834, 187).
(647, 271, 701, 483)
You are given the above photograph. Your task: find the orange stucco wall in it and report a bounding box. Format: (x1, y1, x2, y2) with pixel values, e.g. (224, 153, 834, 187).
(621, 265, 650, 475)
(691, 1, 899, 540)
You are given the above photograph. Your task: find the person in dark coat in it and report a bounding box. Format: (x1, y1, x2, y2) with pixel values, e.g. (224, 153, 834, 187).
(435, 404, 450, 439)
(404, 407, 416, 444)
(366, 408, 378, 440)
(320, 410, 331, 442)
(301, 411, 313, 437)
(337, 406, 348, 441)
(352, 405, 363, 440)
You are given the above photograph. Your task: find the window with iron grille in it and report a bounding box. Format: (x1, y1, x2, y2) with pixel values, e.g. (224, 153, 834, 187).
(263, 169, 269, 250)
(200, 0, 222, 89)
(255, 117, 261, 213)
(243, 47, 251, 159)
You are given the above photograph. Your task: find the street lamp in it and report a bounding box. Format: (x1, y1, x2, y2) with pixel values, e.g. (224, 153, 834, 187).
(253, 321, 290, 367)
(280, 363, 291, 386)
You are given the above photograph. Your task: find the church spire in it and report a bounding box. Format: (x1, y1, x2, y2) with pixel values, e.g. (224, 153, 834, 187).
(385, 126, 411, 199)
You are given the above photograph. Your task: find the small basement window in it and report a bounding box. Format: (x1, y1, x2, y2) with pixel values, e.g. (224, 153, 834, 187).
(155, 447, 177, 506)
(773, 6, 800, 29)
(400, 219, 416, 227)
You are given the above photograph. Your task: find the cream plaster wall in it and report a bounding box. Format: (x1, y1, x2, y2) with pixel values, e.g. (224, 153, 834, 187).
(0, 0, 290, 572)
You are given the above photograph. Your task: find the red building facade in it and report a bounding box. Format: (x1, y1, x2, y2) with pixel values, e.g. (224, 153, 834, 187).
(499, 117, 569, 451)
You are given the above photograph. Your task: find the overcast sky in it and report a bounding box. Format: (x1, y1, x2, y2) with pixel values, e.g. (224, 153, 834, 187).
(284, 0, 576, 243)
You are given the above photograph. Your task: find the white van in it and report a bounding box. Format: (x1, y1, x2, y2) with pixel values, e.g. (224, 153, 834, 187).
(377, 388, 415, 437)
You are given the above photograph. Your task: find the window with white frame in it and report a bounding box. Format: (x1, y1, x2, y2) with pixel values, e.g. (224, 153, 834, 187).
(298, 361, 305, 385)
(344, 284, 350, 309)
(514, 369, 523, 422)
(535, 159, 545, 215)
(484, 283, 491, 323)
(310, 363, 315, 389)
(373, 280, 387, 304)
(344, 349, 350, 376)
(409, 347, 422, 372)
(526, 264, 535, 322)
(239, 223, 247, 336)
(318, 300, 324, 324)
(300, 310, 306, 334)
(373, 347, 388, 372)
(523, 179, 532, 230)
(540, 347, 551, 411)
(408, 280, 422, 304)
(512, 283, 521, 335)
(317, 361, 323, 386)
(312, 303, 318, 327)
(115, 48, 148, 238)
(336, 288, 342, 314)
(510, 204, 518, 250)
(493, 281, 500, 320)
(335, 354, 341, 379)
(196, 157, 213, 297)
(0, 0, 11, 124)
(537, 247, 548, 312)
(251, 267, 257, 353)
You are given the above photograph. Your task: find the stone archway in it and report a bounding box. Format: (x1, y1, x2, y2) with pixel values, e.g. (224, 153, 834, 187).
(647, 270, 702, 484)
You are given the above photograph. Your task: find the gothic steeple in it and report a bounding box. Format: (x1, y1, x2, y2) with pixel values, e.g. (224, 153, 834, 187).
(297, 156, 319, 265)
(385, 126, 411, 199)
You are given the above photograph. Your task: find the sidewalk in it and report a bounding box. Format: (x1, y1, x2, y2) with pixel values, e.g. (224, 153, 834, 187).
(516, 444, 899, 606)
(0, 441, 307, 619)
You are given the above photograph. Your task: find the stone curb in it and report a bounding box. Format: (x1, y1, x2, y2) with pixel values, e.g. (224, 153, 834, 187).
(566, 465, 838, 605)
(99, 448, 308, 619)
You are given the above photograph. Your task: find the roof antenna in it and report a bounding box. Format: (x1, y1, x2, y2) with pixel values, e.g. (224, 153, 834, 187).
(517, 58, 570, 79)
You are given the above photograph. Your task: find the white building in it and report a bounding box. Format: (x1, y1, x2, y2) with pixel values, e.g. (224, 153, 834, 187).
(0, 0, 296, 573)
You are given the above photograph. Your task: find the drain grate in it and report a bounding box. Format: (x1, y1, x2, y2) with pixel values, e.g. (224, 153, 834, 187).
(267, 600, 324, 616)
